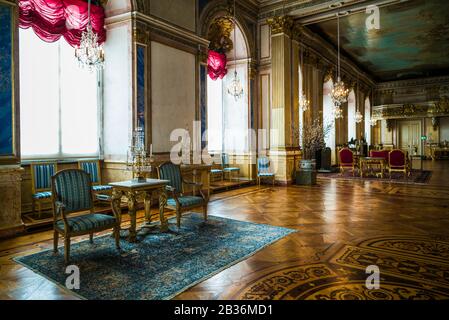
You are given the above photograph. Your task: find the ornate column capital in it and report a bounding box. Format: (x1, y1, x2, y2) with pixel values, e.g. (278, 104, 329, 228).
(134, 27, 150, 44)
(248, 60, 258, 80)
(267, 16, 294, 37)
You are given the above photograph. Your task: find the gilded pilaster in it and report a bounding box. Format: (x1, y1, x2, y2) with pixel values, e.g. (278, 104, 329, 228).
(267, 16, 300, 184)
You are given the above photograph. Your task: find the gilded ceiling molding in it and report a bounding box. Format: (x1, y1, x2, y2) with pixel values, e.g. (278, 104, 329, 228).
(266, 16, 294, 36)
(372, 97, 449, 120)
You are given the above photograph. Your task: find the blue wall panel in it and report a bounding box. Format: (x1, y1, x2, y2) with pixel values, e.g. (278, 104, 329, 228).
(0, 4, 13, 156)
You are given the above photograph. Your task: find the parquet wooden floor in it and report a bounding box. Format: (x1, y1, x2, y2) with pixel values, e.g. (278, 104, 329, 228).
(1, 160, 449, 300)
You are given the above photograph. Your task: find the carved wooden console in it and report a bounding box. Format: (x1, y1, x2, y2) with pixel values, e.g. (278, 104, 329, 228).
(0, 166, 24, 238)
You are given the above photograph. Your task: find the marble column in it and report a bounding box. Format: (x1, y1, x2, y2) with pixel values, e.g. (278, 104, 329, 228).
(0, 166, 24, 238)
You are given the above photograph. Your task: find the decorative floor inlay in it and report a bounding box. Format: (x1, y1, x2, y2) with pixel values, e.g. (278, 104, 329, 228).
(235, 236, 449, 300)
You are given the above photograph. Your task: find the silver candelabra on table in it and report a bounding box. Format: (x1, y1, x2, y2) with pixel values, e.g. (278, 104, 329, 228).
(126, 127, 154, 182)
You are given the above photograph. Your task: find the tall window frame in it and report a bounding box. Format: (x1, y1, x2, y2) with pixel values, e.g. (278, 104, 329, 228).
(19, 28, 103, 160)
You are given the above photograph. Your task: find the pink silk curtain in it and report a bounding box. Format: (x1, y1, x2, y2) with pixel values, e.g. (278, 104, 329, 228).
(19, 0, 106, 47)
(207, 50, 228, 80)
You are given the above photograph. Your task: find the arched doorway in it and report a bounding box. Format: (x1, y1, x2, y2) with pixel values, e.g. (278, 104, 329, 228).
(323, 79, 336, 164)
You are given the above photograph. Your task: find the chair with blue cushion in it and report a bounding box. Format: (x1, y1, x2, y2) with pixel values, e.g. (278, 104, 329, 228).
(51, 169, 120, 264)
(222, 153, 240, 182)
(31, 162, 58, 218)
(257, 156, 275, 186)
(157, 162, 208, 228)
(78, 160, 112, 201)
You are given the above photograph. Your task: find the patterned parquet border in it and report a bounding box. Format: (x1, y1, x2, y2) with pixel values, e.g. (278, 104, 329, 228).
(233, 235, 449, 300)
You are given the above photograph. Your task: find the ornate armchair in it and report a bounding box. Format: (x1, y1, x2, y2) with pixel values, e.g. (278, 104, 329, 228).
(222, 153, 240, 181)
(257, 156, 275, 186)
(78, 160, 112, 201)
(388, 149, 409, 178)
(339, 148, 356, 176)
(51, 169, 120, 264)
(157, 162, 208, 228)
(31, 162, 57, 218)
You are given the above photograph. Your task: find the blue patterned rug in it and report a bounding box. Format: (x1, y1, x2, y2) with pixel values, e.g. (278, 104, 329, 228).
(14, 213, 295, 300)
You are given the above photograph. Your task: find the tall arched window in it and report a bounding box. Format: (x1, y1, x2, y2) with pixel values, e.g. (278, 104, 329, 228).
(323, 79, 336, 164)
(364, 97, 371, 146)
(207, 21, 249, 154)
(299, 65, 304, 147)
(347, 90, 356, 142)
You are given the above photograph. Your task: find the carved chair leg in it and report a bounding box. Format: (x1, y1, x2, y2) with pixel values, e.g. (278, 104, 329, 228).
(89, 233, 94, 244)
(32, 199, 36, 215)
(53, 231, 59, 253)
(203, 205, 208, 221)
(114, 226, 120, 249)
(176, 210, 181, 229)
(64, 237, 71, 264)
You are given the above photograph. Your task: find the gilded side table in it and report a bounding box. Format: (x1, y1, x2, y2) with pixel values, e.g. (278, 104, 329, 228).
(359, 157, 386, 178)
(109, 179, 170, 242)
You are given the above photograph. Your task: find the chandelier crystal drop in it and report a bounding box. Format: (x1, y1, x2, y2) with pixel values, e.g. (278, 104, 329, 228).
(227, 70, 244, 101)
(299, 92, 310, 112)
(227, 0, 243, 101)
(75, 0, 104, 72)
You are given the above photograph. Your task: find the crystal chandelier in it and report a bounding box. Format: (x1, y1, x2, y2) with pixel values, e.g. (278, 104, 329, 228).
(227, 0, 243, 101)
(299, 92, 310, 112)
(354, 77, 363, 123)
(330, 13, 349, 107)
(354, 110, 363, 123)
(75, 0, 104, 72)
(299, 41, 309, 112)
(331, 77, 349, 106)
(333, 104, 344, 119)
(227, 70, 244, 101)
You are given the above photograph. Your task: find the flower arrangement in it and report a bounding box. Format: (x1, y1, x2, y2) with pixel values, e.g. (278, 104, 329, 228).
(293, 118, 333, 160)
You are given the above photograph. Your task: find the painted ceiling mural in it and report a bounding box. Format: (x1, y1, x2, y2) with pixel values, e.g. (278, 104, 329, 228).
(307, 0, 449, 82)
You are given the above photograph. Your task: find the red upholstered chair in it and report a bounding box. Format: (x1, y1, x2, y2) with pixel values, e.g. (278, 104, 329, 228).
(389, 149, 408, 178)
(339, 148, 356, 176)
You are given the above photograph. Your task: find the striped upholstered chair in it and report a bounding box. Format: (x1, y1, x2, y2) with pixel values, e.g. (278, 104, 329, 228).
(257, 156, 275, 186)
(78, 160, 112, 201)
(52, 169, 120, 264)
(157, 162, 208, 228)
(30, 162, 57, 218)
(222, 153, 240, 181)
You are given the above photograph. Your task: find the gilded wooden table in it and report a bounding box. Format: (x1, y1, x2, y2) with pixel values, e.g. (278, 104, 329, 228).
(109, 178, 170, 242)
(359, 157, 386, 178)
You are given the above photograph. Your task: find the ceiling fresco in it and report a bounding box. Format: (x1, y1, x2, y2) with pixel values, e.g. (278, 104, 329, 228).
(307, 0, 449, 82)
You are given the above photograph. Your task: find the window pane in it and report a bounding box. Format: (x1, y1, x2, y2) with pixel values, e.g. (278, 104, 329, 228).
(60, 40, 99, 156)
(207, 77, 223, 152)
(19, 28, 60, 157)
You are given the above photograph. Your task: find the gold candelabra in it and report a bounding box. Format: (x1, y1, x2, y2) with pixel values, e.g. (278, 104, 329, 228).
(126, 128, 154, 182)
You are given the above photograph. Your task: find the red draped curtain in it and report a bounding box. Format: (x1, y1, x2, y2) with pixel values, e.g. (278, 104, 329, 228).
(207, 50, 227, 81)
(19, 0, 106, 48)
